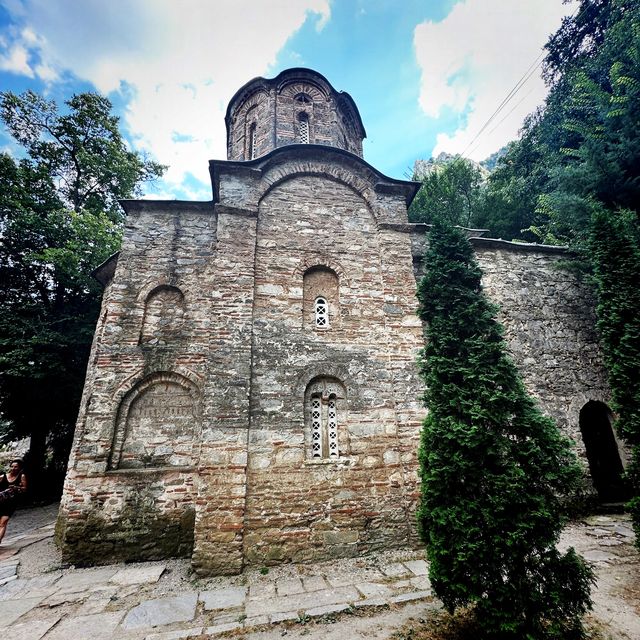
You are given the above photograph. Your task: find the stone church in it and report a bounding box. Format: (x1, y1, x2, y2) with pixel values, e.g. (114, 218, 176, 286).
(56, 68, 625, 576)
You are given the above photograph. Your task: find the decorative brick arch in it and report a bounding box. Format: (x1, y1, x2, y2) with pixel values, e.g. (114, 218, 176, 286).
(278, 80, 328, 103)
(139, 285, 186, 345)
(231, 88, 269, 127)
(294, 364, 357, 402)
(136, 278, 188, 304)
(293, 254, 348, 287)
(109, 370, 202, 470)
(257, 163, 378, 216)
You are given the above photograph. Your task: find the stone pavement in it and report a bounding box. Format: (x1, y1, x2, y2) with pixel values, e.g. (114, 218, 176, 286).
(0, 507, 434, 640)
(0, 508, 636, 640)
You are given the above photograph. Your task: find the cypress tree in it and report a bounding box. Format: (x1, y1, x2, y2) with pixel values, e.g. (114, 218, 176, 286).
(416, 222, 594, 639)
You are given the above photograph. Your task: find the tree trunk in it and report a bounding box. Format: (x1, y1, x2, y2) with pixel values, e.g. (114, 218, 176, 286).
(25, 426, 48, 501)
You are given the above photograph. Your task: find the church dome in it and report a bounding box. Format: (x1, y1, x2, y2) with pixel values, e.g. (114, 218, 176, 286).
(225, 68, 366, 161)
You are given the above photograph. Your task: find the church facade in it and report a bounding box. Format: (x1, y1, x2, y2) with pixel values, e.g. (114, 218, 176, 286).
(56, 69, 619, 576)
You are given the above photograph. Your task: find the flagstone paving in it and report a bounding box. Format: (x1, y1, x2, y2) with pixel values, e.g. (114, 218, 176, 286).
(0, 508, 636, 639)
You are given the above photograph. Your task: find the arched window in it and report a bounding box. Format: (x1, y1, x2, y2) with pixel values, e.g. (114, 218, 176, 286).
(244, 103, 258, 160)
(248, 122, 257, 160)
(315, 296, 328, 327)
(306, 378, 345, 459)
(298, 112, 309, 144)
(303, 266, 339, 329)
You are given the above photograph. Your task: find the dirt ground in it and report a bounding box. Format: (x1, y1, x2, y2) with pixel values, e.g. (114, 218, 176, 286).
(223, 514, 640, 640)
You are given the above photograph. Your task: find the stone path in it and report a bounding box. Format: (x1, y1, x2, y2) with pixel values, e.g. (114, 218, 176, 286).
(0, 509, 434, 640)
(0, 508, 637, 640)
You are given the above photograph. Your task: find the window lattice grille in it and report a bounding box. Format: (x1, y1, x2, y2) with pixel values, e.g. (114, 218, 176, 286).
(327, 398, 338, 458)
(249, 123, 257, 159)
(311, 397, 322, 457)
(299, 115, 309, 144)
(309, 394, 340, 459)
(315, 297, 328, 327)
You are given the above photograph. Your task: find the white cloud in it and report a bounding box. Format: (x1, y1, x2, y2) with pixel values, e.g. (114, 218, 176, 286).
(1, 0, 330, 196)
(414, 0, 574, 160)
(0, 42, 34, 76)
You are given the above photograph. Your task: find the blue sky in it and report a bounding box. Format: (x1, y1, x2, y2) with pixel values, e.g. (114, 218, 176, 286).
(0, 0, 574, 200)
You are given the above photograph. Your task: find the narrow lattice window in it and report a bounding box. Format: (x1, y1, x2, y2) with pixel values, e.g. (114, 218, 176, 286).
(309, 393, 340, 459)
(315, 297, 328, 327)
(298, 113, 309, 144)
(248, 123, 257, 159)
(327, 397, 338, 458)
(311, 397, 322, 458)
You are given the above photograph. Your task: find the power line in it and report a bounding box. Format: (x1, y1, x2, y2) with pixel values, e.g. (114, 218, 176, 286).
(459, 1, 583, 158)
(466, 86, 537, 158)
(460, 51, 545, 157)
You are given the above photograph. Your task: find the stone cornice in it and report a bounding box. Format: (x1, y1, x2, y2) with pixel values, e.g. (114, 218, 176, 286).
(119, 200, 214, 215)
(209, 144, 421, 207)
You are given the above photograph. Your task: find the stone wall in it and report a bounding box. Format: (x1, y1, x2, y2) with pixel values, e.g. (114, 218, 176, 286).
(56, 201, 215, 565)
(57, 145, 614, 575)
(408, 231, 616, 483)
(226, 69, 365, 161)
(57, 147, 425, 574)
(243, 173, 423, 565)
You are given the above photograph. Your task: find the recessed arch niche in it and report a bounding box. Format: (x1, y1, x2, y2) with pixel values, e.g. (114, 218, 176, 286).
(109, 371, 201, 470)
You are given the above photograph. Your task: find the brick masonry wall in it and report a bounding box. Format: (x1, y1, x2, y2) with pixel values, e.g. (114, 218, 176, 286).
(57, 202, 217, 565)
(227, 71, 364, 161)
(244, 173, 423, 565)
(57, 146, 613, 575)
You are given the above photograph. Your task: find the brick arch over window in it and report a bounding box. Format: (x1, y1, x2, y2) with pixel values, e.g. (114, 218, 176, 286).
(140, 285, 186, 345)
(109, 371, 201, 470)
(278, 80, 327, 103)
(303, 266, 339, 329)
(230, 88, 268, 160)
(304, 377, 348, 460)
(257, 163, 379, 216)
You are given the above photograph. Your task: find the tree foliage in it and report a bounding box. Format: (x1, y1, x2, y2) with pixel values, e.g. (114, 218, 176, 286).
(455, 0, 640, 540)
(409, 157, 483, 227)
(590, 207, 640, 535)
(1, 91, 164, 221)
(0, 91, 164, 494)
(417, 222, 594, 638)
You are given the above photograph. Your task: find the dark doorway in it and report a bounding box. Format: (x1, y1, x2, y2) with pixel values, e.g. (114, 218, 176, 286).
(579, 401, 627, 502)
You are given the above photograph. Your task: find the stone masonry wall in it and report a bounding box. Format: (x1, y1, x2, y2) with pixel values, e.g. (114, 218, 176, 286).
(57, 202, 216, 565)
(408, 231, 615, 491)
(244, 174, 424, 565)
(58, 145, 613, 574)
(474, 242, 613, 475)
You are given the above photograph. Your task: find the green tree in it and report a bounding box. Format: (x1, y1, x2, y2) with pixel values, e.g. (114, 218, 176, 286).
(416, 223, 594, 638)
(590, 207, 640, 538)
(471, 2, 640, 541)
(0, 91, 164, 495)
(1, 91, 163, 221)
(409, 157, 483, 227)
(475, 135, 550, 242)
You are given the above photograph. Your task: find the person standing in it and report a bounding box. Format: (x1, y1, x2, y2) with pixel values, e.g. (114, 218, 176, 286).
(0, 459, 28, 544)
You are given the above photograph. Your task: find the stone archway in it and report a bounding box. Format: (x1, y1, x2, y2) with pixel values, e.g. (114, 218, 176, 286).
(579, 401, 627, 502)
